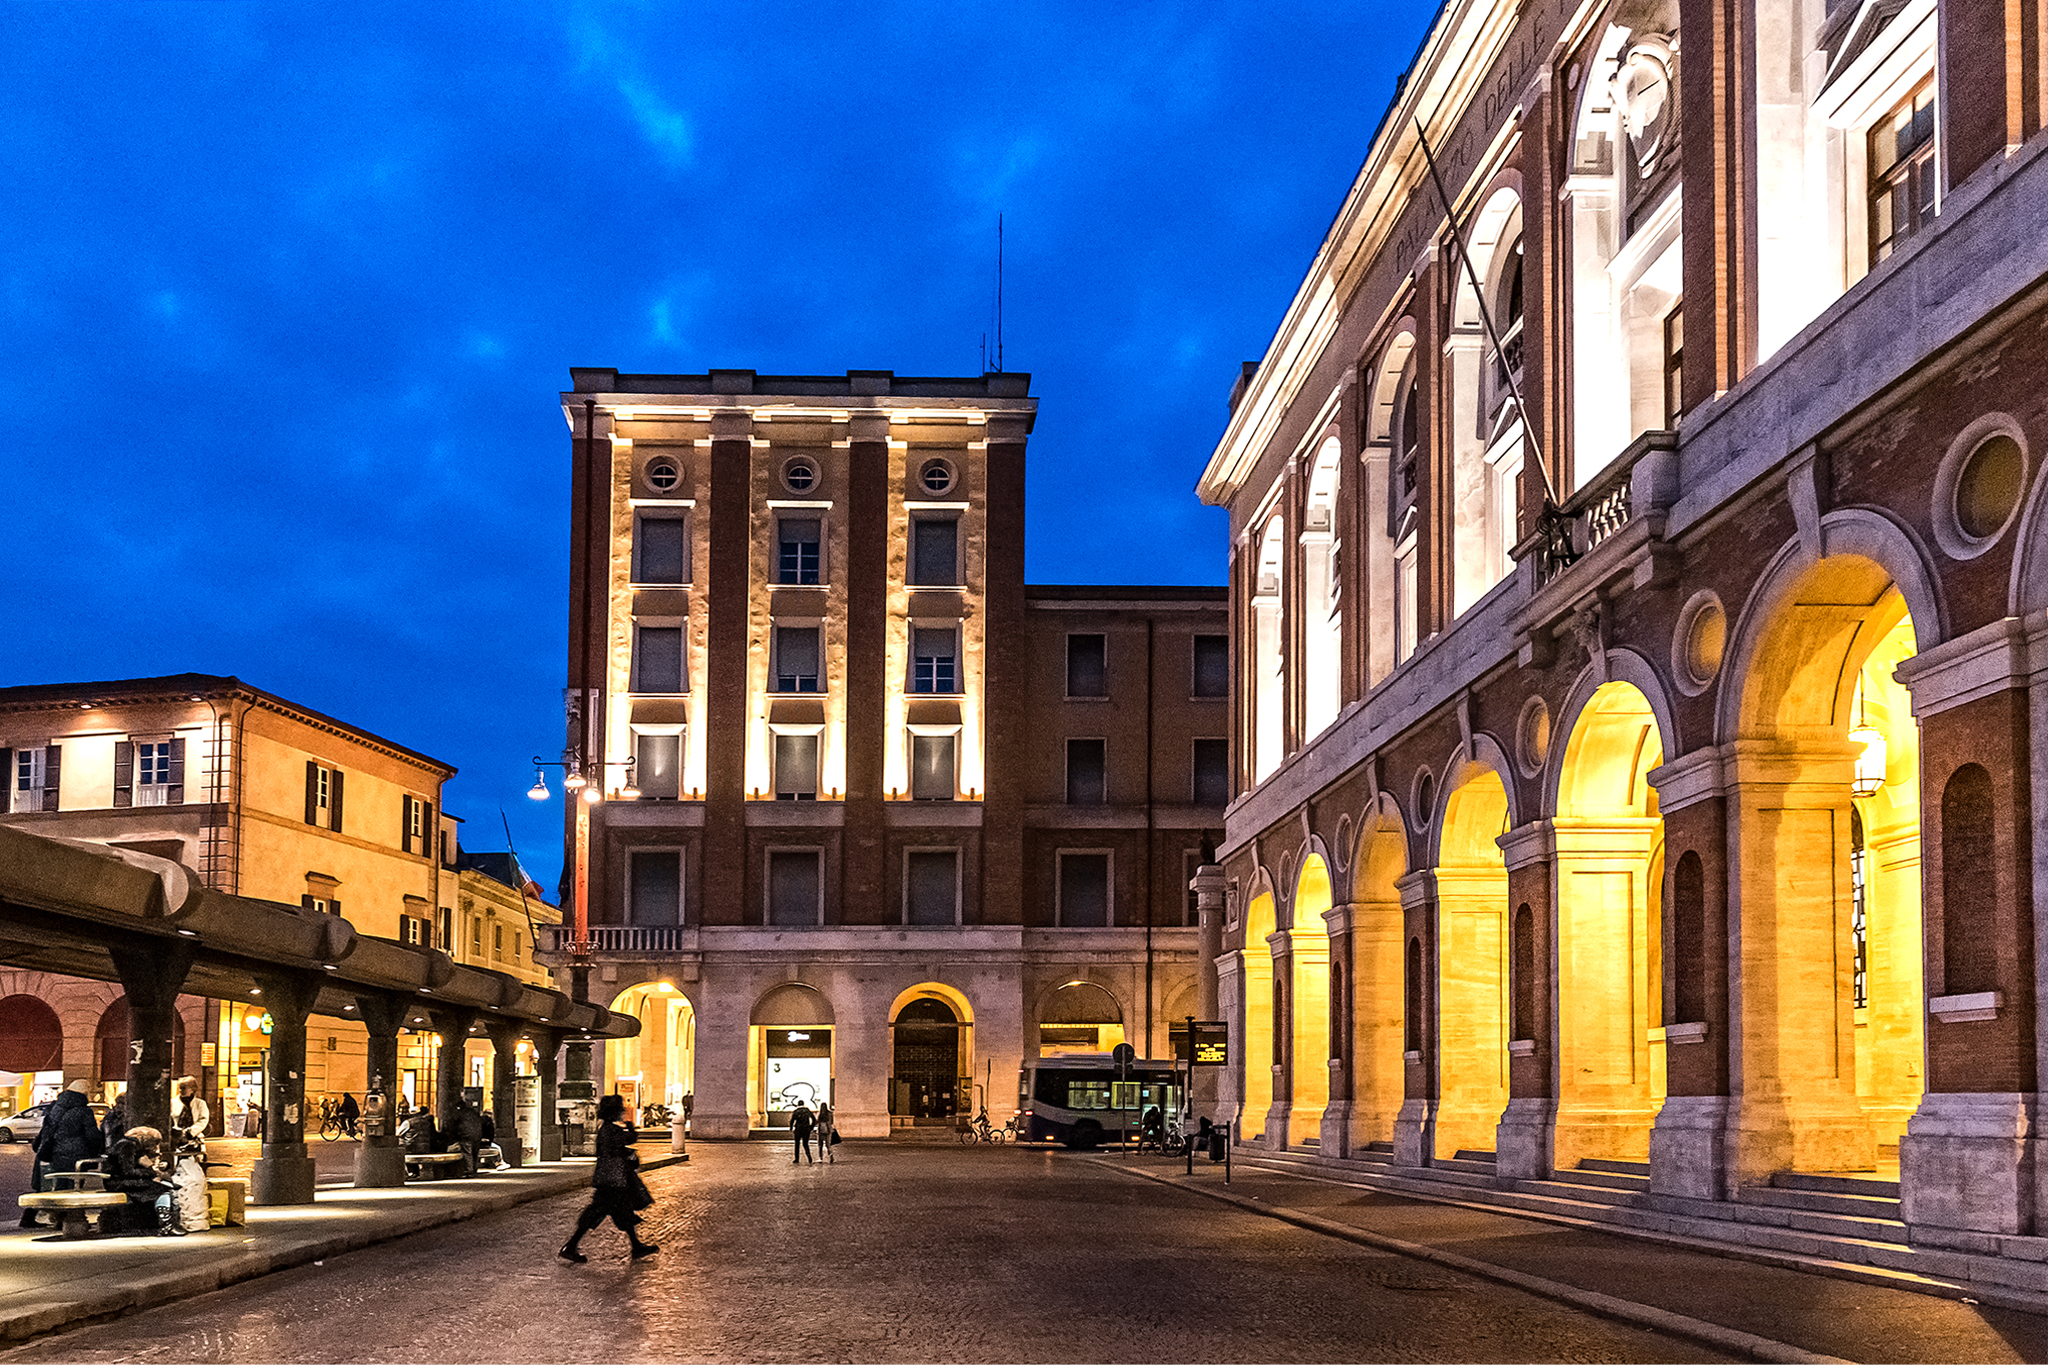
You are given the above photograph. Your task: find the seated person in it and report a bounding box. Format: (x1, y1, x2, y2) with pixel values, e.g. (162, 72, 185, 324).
(401, 1111, 443, 1155)
(106, 1126, 185, 1237)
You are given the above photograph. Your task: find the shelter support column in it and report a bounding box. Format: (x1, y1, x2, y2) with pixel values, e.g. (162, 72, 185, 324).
(1392, 869, 1438, 1167)
(483, 1019, 525, 1169)
(352, 994, 409, 1188)
(250, 971, 321, 1206)
(431, 1008, 478, 1131)
(1646, 749, 1734, 1200)
(109, 941, 195, 1137)
(1898, 640, 2039, 1239)
(535, 1029, 563, 1162)
(1495, 824, 1557, 1180)
(1193, 864, 1224, 1121)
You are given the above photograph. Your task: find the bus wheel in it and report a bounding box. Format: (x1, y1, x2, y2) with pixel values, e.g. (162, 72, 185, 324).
(1071, 1121, 1102, 1151)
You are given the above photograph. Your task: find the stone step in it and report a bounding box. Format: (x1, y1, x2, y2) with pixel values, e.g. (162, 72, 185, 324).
(1525, 1178, 1643, 1207)
(1356, 1148, 1394, 1165)
(1452, 1148, 1498, 1163)
(1431, 1159, 1502, 1183)
(1560, 1166, 1651, 1192)
(1578, 1157, 1651, 1177)
(1770, 1170, 1902, 1199)
(1363, 1140, 1394, 1153)
(1739, 1184, 1903, 1220)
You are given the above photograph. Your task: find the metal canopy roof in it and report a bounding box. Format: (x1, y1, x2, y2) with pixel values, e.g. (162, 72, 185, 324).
(0, 824, 635, 1041)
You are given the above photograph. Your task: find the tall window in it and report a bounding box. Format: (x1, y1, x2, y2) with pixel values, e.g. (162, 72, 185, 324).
(1192, 634, 1228, 698)
(1404, 937, 1423, 1052)
(303, 760, 342, 831)
(634, 513, 689, 584)
(1192, 739, 1229, 806)
(911, 626, 958, 693)
(1850, 806, 1869, 1009)
(633, 624, 686, 693)
(11, 745, 58, 814)
(774, 626, 821, 692)
(1057, 852, 1111, 927)
(401, 795, 432, 854)
(905, 849, 959, 925)
(628, 850, 683, 926)
(1870, 79, 1937, 265)
(634, 730, 682, 800)
(115, 738, 183, 808)
(910, 733, 956, 801)
(1066, 738, 1106, 805)
(1663, 304, 1685, 428)
(909, 518, 958, 585)
(767, 850, 821, 926)
(1673, 851, 1706, 1022)
(777, 517, 821, 585)
(1941, 765, 1997, 997)
(1066, 634, 1107, 698)
(774, 732, 818, 800)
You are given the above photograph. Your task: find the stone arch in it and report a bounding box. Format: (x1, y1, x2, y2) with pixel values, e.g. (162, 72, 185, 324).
(0, 994, 63, 1073)
(889, 982, 972, 1123)
(94, 997, 188, 1092)
(1431, 761, 1513, 1159)
(604, 978, 698, 1112)
(1426, 731, 1521, 866)
(1240, 878, 1280, 1141)
(750, 981, 837, 1128)
(1345, 791, 1410, 1149)
(2007, 423, 2048, 616)
(1544, 648, 1682, 816)
(1035, 979, 1126, 1056)
(1287, 851, 1334, 1142)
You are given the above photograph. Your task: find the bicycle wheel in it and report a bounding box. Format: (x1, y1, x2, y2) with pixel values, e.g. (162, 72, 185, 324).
(957, 1127, 975, 1145)
(319, 1117, 340, 1142)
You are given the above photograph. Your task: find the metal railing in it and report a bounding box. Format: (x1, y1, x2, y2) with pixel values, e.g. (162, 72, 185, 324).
(1531, 429, 1677, 588)
(539, 925, 688, 955)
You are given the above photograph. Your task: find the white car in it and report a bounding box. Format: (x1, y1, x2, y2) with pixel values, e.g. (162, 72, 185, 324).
(0, 1104, 48, 1143)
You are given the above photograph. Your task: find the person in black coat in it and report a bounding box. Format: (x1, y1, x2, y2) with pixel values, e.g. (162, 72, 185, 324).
(559, 1095, 656, 1262)
(22, 1081, 104, 1229)
(790, 1101, 816, 1165)
(338, 1092, 360, 1138)
(106, 1126, 185, 1237)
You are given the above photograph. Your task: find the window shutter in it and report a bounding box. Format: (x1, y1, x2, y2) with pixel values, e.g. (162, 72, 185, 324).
(329, 898, 340, 921)
(400, 796, 412, 853)
(302, 894, 316, 911)
(113, 742, 135, 808)
(41, 745, 59, 812)
(0, 750, 11, 816)
(422, 801, 435, 854)
(305, 761, 319, 824)
(329, 769, 345, 833)
(167, 738, 185, 805)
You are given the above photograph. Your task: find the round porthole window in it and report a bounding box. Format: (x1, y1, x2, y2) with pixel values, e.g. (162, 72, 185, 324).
(1933, 415, 2029, 560)
(782, 457, 819, 495)
(1516, 696, 1551, 778)
(644, 456, 682, 494)
(1332, 814, 1354, 873)
(918, 457, 957, 497)
(1412, 769, 1436, 829)
(1672, 590, 1727, 696)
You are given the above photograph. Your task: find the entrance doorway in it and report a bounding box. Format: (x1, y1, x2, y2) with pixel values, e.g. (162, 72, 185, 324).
(892, 999, 962, 1122)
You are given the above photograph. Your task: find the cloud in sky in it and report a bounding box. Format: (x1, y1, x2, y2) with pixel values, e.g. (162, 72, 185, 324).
(0, 0, 1422, 893)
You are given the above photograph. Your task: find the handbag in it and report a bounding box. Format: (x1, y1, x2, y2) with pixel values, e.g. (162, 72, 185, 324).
(830, 1128, 843, 1146)
(628, 1172, 655, 1210)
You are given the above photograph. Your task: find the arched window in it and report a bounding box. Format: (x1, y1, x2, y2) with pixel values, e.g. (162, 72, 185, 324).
(1673, 851, 1707, 1021)
(1511, 904, 1537, 1041)
(1941, 765, 1997, 997)
(1404, 936, 1424, 1053)
(1328, 959, 1346, 1062)
(1270, 973, 1287, 1068)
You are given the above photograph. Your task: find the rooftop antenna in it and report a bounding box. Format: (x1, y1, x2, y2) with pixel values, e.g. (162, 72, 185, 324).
(996, 212, 1004, 374)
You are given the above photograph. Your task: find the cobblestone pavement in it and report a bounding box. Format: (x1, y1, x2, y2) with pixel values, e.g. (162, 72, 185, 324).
(0, 1142, 1733, 1364)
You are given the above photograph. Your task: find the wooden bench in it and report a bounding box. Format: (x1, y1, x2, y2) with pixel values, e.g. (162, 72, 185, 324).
(18, 1191, 127, 1239)
(403, 1152, 468, 1180)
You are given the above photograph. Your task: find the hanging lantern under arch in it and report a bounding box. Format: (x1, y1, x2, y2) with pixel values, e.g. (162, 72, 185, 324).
(1849, 723, 1888, 798)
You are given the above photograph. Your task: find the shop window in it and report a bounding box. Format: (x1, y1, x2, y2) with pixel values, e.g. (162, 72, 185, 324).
(905, 849, 959, 925)
(1057, 852, 1111, 927)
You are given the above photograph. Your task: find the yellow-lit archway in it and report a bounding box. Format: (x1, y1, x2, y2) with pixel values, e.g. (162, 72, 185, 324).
(1289, 853, 1333, 1142)
(1435, 765, 1511, 1159)
(1730, 555, 1924, 1179)
(606, 980, 697, 1119)
(889, 983, 974, 1123)
(1348, 804, 1409, 1149)
(1552, 680, 1666, 1168)
(1241, 885, 1278, 1140)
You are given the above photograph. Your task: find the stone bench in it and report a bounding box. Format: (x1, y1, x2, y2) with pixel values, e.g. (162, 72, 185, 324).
(403, 1152, 468, 1180)
(19, 1191, 126, 1239)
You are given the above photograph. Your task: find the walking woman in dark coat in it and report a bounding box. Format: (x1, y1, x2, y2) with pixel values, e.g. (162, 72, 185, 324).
(23, 1081, 104, 1228)
(559, 1095, 657, 1262)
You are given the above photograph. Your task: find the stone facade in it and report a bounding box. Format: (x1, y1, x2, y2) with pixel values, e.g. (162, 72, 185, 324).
(1197, 0, 2048, 1264)
(544, 371, 1227, 1138)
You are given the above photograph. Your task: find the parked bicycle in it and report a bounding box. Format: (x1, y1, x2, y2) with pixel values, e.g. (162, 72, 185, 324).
(957, 1109, 1007, 1144)
(640, 1103, 674, 1128)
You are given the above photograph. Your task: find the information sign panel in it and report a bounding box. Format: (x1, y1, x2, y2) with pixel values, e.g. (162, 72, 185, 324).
(1189, 1022, 1229, 1066)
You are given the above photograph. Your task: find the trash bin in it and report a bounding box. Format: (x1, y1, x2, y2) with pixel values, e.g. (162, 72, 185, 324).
(1207, 1127, 1225, 1162)
(670, 1118, 689, 1159)
(561, 1122, 584, 1156)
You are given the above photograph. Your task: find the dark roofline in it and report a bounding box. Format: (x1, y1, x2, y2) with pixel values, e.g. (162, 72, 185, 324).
(0, 674, 456, 778)
(1026, 584, 1227, 602)
(567, 368, 1032, 401)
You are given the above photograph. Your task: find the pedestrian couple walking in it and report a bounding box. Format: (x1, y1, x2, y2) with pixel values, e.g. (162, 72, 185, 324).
(560, 1095, 658, 1263)
(791, 1099, 836, 1164)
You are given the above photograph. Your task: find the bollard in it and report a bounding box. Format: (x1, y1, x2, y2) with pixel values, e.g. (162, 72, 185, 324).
(670, 1117, 690, 1159)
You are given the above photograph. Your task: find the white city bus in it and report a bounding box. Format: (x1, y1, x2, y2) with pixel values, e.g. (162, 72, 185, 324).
(1018, 1054, 1183, 1148)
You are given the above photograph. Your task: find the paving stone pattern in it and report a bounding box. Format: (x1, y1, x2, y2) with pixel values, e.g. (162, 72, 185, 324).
(0, 1143, 1728, 1364)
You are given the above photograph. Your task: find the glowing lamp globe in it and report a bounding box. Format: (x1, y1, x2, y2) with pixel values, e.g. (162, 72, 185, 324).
(1849, 723, 1887, 798)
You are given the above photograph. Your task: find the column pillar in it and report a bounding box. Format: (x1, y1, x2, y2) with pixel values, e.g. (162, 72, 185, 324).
(1265, 935, 1294, 1149)
(250, 971, 321, 1206)
(352, 993, 409, 1187)
(432, 1008, 478, 1131)
(535, 1029, 564, 1162)
(109, 941, 195, 1137)
(1392, 869, 1438, 1167)
(1495, 823, 1557, 1181)
(1321, 904, 1358, 1158)
(482, 1018, 525, 1169)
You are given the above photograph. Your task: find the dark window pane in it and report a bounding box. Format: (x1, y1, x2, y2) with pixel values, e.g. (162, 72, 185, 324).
(635, 731, 681, 800)
(1067, 634, 1107, 697)
(635, 626, 684, 693)
(768, 850, 820, 925)
(637, 517, 688, 584)
(775, 733, 818, 799)
(775, 626, 821, 692)
(1192, 635, 1228, 698)
(911, 734, 955, 800)
(1059, 853, 1110, 927)
(906, 850, 958, 925)
(1193, 739, 1229, 806)
(629, 851, 682, 926)
(911, 519, 958, 585)
(1066, 738, 1106, 805)
(912, 626, 958, 693)
(778, 518, 821, 585)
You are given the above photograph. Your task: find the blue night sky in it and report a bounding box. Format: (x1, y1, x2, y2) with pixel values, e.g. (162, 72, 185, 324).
(2, 3, 1419, 893)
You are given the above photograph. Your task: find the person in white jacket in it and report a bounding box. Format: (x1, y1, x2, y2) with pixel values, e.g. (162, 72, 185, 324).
(169, 1076, 212, 1232)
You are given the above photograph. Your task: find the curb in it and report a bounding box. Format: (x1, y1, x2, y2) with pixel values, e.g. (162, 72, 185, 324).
(1111, 1162, 1852, 1365)
(0, 1154, 686, 1345)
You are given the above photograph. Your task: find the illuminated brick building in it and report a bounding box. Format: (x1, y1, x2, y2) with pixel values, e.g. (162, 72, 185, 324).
(1198, 0, 2048, 1288)
(544, 369, 1226, 1138)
